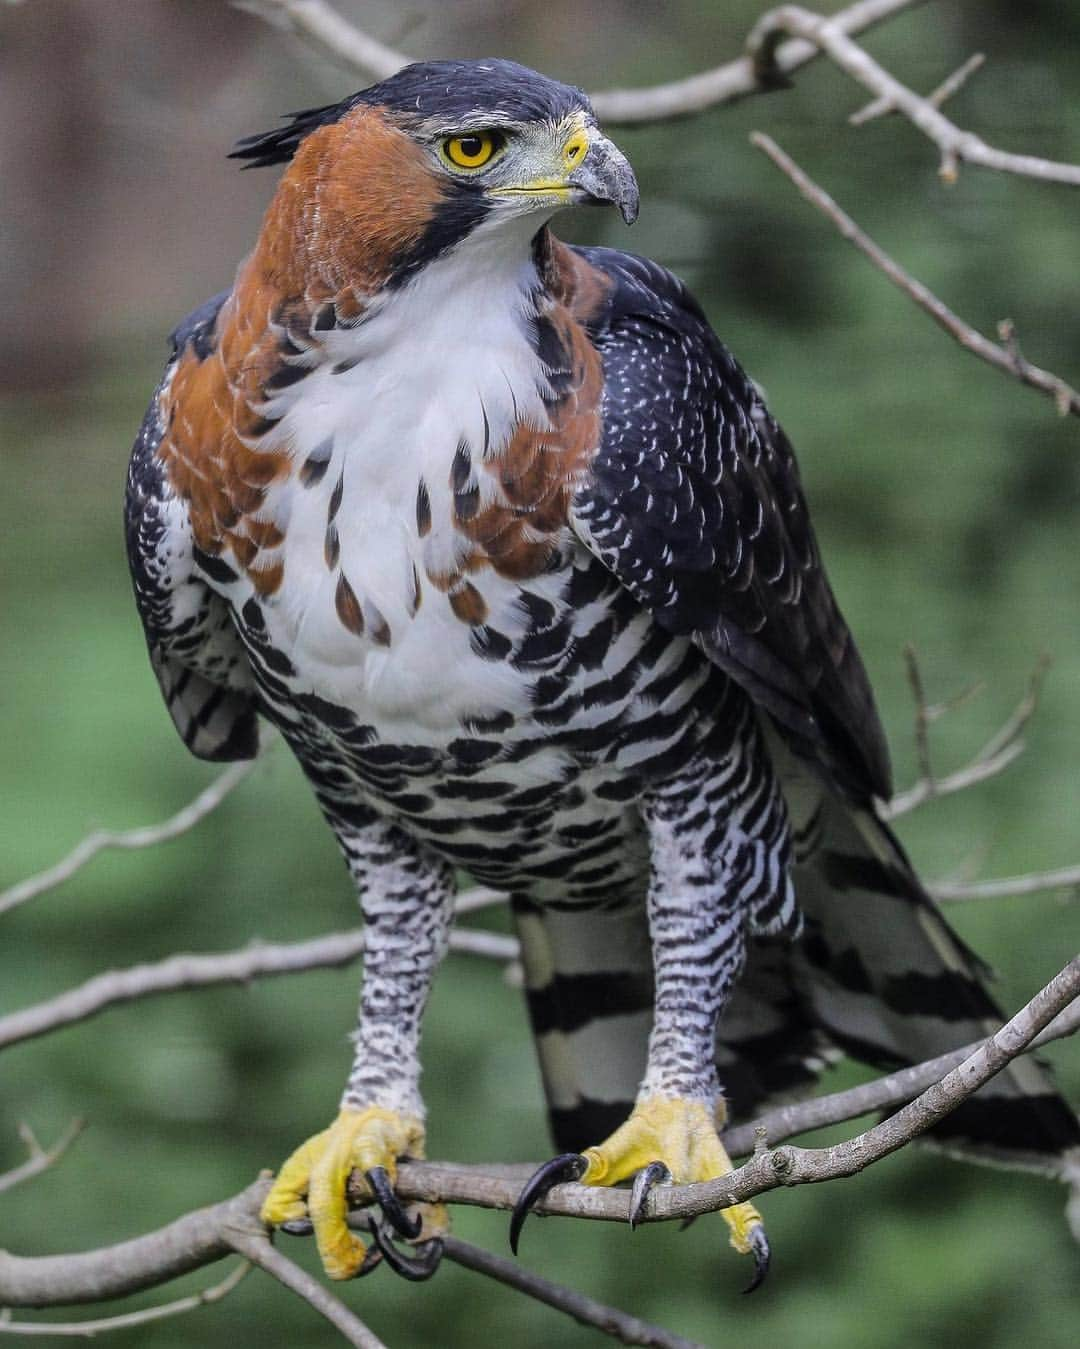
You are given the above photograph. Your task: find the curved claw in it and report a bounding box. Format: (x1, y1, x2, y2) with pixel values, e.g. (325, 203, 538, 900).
(741, 1224, 771, 1294)
(280, 1217, 314, 1237)
(628, 1160, 672, 1230)
(509, 1153, 588, 1255)
(358, 1245, 384, 1278)
(369, 1220, 444, 1282)
(365, 1165, 422, 1239)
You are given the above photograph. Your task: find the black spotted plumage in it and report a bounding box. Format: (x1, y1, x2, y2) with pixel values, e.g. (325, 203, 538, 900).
(571, 246, 890, 801)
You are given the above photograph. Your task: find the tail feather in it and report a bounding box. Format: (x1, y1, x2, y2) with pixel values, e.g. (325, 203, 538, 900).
(771, 724, 1080, 1177)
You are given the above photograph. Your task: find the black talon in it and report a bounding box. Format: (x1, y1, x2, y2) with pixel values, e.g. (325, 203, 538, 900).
(369, 1219, 444, 1281)
(629, 1161, 671, 1230)
(365, 1165, 423, 1239)
(279, 1217, 314, 1236)
(509, 1153, 588, 1255)
(741, 1225, 771, 1294)
(358, 1244, 384, 1278)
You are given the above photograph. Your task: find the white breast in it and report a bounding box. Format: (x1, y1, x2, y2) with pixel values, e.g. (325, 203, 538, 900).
(251, 233, 561, 741)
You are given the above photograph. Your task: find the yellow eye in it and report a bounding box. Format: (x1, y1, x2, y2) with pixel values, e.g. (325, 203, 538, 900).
(443, 132, 499, 170)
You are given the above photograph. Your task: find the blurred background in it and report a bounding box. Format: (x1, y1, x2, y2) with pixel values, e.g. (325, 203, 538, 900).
(1, 0, 1078, 1344)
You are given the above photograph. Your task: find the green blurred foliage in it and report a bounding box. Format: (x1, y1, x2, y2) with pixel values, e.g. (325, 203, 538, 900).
(1, 2, 1078, 1345)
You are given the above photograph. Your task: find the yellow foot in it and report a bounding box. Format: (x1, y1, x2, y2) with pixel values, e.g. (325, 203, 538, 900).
(512, 1096, 768, 1288)
(261, 1106, 425, 1280)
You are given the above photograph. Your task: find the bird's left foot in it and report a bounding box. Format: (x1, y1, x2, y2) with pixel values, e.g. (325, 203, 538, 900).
(262, 1106, 431, 1280)
(511, 1096, 769, 1291)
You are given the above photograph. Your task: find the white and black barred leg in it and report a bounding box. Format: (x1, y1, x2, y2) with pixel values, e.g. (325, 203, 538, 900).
(263, 807, 455, 1281)
(513, 698, 799, 1291)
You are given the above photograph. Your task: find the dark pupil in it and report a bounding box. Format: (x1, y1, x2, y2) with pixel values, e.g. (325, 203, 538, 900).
(459, 136, 484, 157)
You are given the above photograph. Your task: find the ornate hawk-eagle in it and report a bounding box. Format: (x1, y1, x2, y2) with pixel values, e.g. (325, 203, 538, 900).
(126, 59, 1078, 1285)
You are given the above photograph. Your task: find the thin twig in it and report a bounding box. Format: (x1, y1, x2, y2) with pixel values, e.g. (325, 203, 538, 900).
(883, 655, 1050, 818)
(748, 6, 1080, 187)
(752, 131, 1080, 418)
(235, 0, 931, 123)
(0, 1262, 251, 1338)
(930, 865, 1080, 903)
(225, 1228, 387, 1349)
(850, 51, 985, 125)
(0, 1120, 85, 1196)
(0, 760, 257, 918)
(441, 1235, 704, 1349)
(903, 645, 933, 784)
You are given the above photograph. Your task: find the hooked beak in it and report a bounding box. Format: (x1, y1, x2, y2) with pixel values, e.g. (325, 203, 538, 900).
(568, 132, 640, 225)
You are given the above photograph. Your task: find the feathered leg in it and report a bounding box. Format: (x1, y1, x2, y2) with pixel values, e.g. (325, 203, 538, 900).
(263, 813, 454, 1279)
(513, 705, 799, 1287)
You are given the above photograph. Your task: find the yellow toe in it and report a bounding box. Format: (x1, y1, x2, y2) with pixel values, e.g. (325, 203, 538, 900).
(579, 1095, 764, 1255)
(262, 1106, 425, 1281)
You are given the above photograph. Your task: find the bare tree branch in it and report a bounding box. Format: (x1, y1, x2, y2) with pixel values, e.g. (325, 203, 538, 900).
(1, 964, 1074, 1328)
(883, 654, 1051, 818)
(0, 760, 257, 918)
(748, 6, 1080, 186)
(849, 50, 985, 126)
(752, 132, 1080, 418)
(225, 1227, 388, 1349)
(233, 0, 405, 81)
(0, 1262, 251, 1338)
(0, 915, 510, 1052)
(723, 994, 1080, 1156)
(439, 1234, 705, 1349)
(0, 1120, 85, 1196)
(234, 0, 931, 123)
(0, 1180, 270, 1307)
(930, 866, 1080, 903)
(0, 930, 366, 1052)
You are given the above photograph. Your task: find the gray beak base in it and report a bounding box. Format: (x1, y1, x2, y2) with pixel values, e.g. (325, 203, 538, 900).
(570, 134, 640, 225)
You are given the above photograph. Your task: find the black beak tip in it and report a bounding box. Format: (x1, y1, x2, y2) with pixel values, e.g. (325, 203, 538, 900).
(619, 196, 640, 226)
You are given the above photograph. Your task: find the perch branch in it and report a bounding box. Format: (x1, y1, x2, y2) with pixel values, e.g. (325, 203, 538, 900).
(395, 957, 1080, 1224)
(0, 1120, 85, 1196)
(440, 1235, 704, 1349)
(0, 1262, 251, 1338)
(752, 132, 1080, 418)
(748, 6, 1080, 186)
(0, 760, 257, 918)
(1, 965, 1075, 1319)
(235, 0, 931, 123)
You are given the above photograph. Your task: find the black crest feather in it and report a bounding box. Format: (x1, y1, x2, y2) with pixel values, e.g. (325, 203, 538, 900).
(229, 97, 363, 169)
(228, 59, 590, 170)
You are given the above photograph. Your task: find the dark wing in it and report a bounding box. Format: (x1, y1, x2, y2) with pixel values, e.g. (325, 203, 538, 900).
(570, 247, 890, 801)
(124, 294, 258, 762)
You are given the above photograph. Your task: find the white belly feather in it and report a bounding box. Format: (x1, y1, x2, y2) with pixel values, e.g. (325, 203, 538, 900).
(249, 238, 564, 740)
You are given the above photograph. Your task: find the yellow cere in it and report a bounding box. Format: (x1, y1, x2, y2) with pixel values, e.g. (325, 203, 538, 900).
(443, 132, 499, 169)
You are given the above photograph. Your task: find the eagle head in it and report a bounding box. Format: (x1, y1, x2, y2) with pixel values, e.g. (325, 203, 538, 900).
(231, 59, 639, 289)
